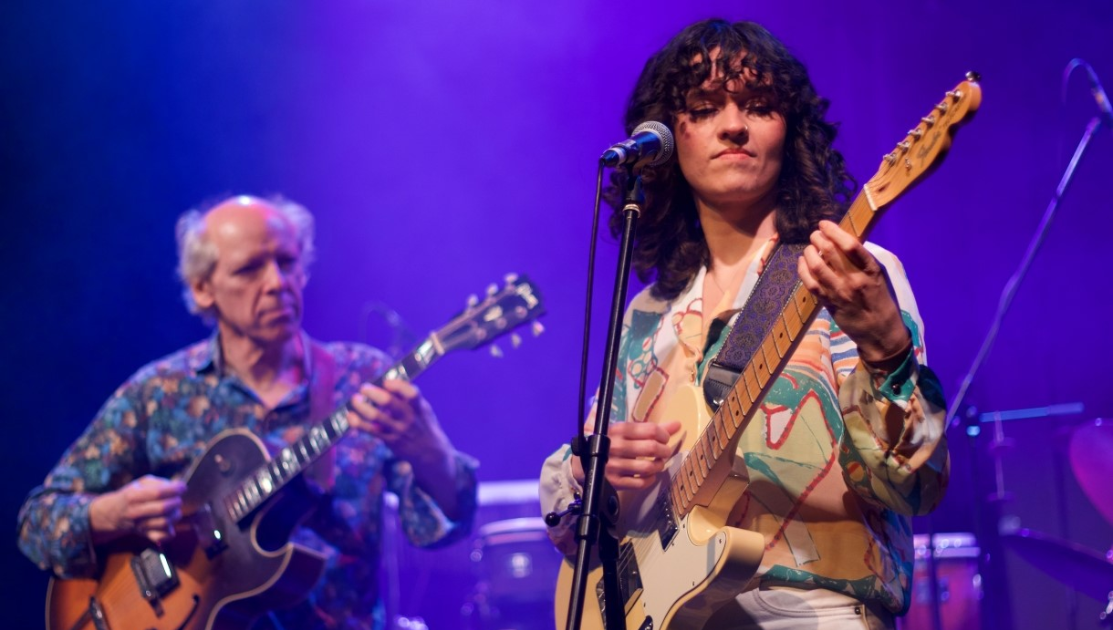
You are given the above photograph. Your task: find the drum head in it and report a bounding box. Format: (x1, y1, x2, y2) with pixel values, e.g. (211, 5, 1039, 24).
(472, 517, 561, 602)
(912, 532, 979, 560)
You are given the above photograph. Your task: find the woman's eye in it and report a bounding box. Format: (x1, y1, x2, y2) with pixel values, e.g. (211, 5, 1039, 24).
(746, 102, 775, 117)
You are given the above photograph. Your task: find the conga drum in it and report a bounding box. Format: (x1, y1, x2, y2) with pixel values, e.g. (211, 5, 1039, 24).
(901, 533, 982, 630)
(465, 517, 562, 630)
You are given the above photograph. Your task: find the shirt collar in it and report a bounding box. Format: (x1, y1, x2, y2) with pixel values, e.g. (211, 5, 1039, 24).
(186, 329, 314, 379)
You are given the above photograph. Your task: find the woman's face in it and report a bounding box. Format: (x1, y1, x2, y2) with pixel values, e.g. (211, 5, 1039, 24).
(673, 50, 786, 217)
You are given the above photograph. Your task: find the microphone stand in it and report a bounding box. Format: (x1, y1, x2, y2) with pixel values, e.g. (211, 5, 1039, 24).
(563, 169, 644, 630)
(943, 113, 1107, 630)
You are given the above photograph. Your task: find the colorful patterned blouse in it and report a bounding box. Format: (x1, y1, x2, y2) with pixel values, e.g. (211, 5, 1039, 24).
(18, 333, 478, 630)
(540, 241, 949, 615)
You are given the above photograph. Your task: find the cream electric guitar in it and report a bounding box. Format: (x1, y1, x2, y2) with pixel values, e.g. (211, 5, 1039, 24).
(554, 75, 983, 630)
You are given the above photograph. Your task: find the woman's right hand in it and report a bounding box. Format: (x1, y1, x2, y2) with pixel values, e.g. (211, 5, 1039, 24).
(88, 475, 187, 546)
(571, 421, 682, 490)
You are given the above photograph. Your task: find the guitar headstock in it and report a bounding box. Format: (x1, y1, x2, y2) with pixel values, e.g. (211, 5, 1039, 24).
(864, 72, 982, 210)
(434, 273, 546, 355)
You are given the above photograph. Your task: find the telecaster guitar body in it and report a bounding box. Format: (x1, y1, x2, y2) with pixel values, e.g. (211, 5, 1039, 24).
(554, 385, 765, 630)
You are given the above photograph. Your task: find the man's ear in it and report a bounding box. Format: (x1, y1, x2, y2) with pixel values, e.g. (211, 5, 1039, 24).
(191, 278, 214, 311)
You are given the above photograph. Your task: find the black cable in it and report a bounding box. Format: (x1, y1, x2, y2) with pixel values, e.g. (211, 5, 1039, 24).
(575, 162, 607, 451)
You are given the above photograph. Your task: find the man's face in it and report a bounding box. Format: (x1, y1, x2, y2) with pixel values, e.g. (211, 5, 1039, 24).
(190, 198, 306, 347)
(674, 50, 786, 215)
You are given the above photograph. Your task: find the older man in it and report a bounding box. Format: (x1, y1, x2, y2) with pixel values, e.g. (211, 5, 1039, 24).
(19, 195, 477, 629)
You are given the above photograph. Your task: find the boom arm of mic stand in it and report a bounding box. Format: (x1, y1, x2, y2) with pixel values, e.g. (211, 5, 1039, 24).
(564, 172, 645, 630)
(946, 115, 1104, 431)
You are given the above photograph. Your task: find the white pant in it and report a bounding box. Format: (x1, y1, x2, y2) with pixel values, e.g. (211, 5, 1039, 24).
(701, 586, 896, 630)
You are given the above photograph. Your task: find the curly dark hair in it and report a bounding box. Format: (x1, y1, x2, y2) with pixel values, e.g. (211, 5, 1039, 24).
(609, 18, 857, 301)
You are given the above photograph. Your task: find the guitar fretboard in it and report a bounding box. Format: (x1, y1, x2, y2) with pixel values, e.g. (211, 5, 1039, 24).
(215, 276, 545, 524)
(222, 337, 444, 524)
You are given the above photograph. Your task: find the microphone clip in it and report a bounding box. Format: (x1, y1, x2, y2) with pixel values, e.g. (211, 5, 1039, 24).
(544, 493, 582, 527)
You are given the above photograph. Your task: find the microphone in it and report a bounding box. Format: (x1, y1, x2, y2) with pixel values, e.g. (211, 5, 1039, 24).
(1081, 61, 1113, 126)
(601, 121, 675, 167)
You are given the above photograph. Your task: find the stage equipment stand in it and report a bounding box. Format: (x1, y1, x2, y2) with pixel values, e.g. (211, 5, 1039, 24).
(558, 169, 644, 630)
(945, 59, 1109, 630)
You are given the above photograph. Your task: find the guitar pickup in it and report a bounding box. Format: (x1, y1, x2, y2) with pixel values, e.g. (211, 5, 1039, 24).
(655, 495, 678, 549)
(193, 503, 229, 559)
(130, 548, 179, 614)
(594, 539, 643, 623)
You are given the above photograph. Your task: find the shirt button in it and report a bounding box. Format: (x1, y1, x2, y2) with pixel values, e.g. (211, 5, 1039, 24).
(891, 382, 901, 393)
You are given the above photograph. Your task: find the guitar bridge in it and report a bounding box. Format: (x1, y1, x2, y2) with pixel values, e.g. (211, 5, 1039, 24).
(85, 596, 108, 630)
(595, 539, 644, 627)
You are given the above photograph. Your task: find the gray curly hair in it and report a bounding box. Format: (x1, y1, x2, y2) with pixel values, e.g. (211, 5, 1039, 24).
(175, 195, 316, 318)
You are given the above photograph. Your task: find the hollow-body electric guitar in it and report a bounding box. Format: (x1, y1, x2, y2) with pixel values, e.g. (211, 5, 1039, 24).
(554, 75, 982, 630)
(46, 275, 545, 630)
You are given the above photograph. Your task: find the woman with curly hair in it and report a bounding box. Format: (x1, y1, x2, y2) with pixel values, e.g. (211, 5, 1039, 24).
(541, 18, 948, 629)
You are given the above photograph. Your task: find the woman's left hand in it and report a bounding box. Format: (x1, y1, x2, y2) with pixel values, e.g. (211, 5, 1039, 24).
(347, 379, 452, 464)
(797, 220, 911, 362)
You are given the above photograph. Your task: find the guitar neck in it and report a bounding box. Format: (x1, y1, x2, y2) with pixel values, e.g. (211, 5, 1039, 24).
(668, 192, 889, 518)
(220, 275, 547, 524)
(223, 336, 445, 523)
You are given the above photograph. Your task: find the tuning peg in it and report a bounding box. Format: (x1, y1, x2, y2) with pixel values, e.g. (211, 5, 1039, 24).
(510, 333, 522, 348)
(531, 321, 545, 337)
(489, 345, 504, 358)
(504, 272, 519, 285)
(467, 294, 479, 307)
(487, 283, 498, 297)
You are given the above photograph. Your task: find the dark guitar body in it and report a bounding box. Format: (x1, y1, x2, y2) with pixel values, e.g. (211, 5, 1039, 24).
(47, 429, 326, 630)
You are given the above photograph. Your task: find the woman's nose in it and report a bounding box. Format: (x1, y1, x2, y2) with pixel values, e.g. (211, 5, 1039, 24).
(719, 103, 749, 141)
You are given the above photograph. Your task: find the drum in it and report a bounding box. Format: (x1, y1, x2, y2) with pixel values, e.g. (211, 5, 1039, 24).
(464, 517, 562, 630)
(1070, 418, 1113, 526)
(382, 480, 550, 630)
(901, 533, 982, 630)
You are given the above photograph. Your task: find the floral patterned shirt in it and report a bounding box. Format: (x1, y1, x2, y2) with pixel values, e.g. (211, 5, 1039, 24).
(17, 332, 478, 630)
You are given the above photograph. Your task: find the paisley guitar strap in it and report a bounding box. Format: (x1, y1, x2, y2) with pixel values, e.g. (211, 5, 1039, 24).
(702, 241, 808, 411)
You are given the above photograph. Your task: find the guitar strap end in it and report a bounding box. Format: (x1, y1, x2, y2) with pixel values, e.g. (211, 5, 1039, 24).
(703, 362, 742, 413)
